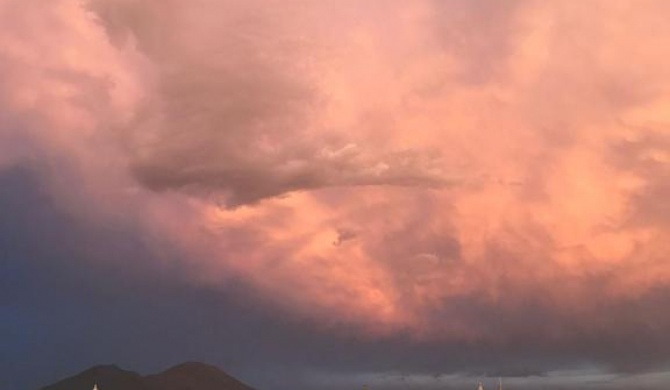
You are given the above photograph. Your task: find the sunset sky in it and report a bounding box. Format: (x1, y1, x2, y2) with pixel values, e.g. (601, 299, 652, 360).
(2, 1, 670, 389)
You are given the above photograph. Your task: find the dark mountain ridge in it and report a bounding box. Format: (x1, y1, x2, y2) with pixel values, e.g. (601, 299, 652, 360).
(39, 362, 255, 390)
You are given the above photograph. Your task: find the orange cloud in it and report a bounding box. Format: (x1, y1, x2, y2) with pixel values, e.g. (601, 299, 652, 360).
(3, 0, 670, 370)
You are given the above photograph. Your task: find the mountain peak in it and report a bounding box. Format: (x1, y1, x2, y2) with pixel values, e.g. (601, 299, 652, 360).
(162, 361, 223, 374)
(147, 361, 253, 390)
(82, 365, 126, 375)
(40, 362, 254, 390)
(40, 364, 145, 390)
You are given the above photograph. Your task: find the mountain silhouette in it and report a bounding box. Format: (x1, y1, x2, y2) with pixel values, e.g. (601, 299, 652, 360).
(39, 362, 255, 390)
(145, 362, 254, 390)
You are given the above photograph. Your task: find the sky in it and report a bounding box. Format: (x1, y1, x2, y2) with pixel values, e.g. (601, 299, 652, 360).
(1, 0, 670, 389)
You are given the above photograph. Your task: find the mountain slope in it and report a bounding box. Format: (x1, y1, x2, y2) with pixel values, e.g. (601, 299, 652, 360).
(40, 365, 150, 390)
(145, 362, 254, 390)
(38, 362, 255, 390)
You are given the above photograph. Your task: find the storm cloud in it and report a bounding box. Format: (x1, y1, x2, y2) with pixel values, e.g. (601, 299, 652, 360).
(2, 1, 670, 389)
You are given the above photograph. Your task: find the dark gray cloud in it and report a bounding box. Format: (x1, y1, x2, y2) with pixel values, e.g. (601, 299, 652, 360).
(4, 167, 670, 390)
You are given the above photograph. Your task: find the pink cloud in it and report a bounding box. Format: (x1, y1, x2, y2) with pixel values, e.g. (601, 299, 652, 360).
(3, 0, 670, 370)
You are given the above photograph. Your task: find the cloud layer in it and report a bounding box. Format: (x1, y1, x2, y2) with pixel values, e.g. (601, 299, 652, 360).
(3, 0, 670, 380)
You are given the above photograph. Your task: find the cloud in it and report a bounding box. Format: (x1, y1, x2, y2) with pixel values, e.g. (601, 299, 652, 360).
(101, 0, 455, 207)
(3, 0, 670, 383)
